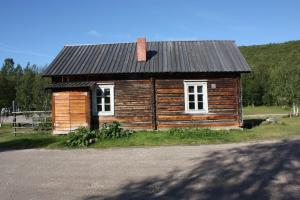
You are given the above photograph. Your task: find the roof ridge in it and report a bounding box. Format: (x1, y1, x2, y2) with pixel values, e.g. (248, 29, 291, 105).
(64, 40, 236, 47)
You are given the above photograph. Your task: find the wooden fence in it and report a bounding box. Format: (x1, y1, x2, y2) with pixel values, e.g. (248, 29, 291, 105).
(12, 111, 52, 135)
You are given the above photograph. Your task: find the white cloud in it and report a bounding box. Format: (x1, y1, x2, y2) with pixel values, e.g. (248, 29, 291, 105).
(87, 30, 102, 37)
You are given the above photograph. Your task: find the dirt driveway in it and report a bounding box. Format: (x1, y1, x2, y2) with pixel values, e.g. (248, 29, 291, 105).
(0, 139, 299, 200)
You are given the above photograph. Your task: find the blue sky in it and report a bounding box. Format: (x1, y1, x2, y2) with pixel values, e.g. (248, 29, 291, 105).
(0, 0, 299, 67)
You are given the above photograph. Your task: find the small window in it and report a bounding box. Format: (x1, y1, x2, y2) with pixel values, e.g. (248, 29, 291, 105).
(184, 81, 208, 113)
(95, 84, 114, 116)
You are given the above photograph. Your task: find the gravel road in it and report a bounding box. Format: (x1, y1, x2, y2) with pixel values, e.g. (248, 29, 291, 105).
(0, 139, 299, 200)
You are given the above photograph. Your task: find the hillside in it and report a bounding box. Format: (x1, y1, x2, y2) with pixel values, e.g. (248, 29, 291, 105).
(239, 40, 300, 106)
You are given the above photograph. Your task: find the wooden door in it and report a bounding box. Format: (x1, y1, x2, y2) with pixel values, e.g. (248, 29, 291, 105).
(52, 91, 90, 134)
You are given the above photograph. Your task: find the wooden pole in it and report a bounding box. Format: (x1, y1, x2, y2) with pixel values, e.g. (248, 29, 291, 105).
(12, 101, 16, 136)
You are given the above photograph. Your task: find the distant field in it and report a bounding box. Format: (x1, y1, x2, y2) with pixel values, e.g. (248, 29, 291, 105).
(243, 106, 290, 115)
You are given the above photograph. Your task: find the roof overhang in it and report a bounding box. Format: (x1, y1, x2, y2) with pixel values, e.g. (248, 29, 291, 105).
(45, 81, 96, 90)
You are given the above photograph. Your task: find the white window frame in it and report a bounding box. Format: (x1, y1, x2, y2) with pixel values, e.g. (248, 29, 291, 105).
(94, 84, 115, 116)
(184, 81, 208, 114)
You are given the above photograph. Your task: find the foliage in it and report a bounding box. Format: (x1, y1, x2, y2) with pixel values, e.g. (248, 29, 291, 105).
(65, 122, 134, 147)
(15, 63, 50, 111)
(97, 121, 134, 139)
(66, 127, 97, 147)
(0, 58, 50, 111)
(240, 41, 300, 107)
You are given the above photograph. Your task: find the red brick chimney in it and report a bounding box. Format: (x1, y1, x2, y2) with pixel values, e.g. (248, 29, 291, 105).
(136, 38, 147, 62)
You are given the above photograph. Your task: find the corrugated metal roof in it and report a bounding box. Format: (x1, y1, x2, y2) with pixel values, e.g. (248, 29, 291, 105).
(45, 81, 96, 89)
(43, 40, 251, 76)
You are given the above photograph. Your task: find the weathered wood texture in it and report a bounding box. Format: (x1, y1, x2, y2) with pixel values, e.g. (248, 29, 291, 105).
(156, 76, 241, 128)
(51, 73, 241, 131)
(52, 91, 90, 134)
(98, 80, 153, 129)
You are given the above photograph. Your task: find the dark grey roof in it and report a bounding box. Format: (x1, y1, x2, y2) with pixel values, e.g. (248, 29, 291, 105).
(45, 81, 96, 89)
(43, 40, 251, 76)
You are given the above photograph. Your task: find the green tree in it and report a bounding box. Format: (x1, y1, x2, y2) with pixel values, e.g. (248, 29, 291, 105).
(15, 64, 50, 111)
(0, 58, 16, 108)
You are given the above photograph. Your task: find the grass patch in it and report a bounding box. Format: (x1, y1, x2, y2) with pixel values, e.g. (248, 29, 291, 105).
(243, 106, 290, 115)
(91, 117, 300, 148)
(0, 117, 299, 150)
(0, 124, 67, 151)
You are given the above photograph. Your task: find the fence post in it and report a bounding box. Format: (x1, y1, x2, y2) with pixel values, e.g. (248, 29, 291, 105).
(12, 101, 16, 136)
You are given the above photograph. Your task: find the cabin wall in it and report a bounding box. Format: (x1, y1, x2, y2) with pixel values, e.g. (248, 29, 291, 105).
(52, 91, 90, 134)
(97, 79, 153, 130)
(51, 73, 241, 132)
(155, 76, 241, 129)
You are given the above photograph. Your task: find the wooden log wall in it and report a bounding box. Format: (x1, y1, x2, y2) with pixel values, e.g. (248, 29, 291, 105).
(156, 76, 241, 129)
(52, 73, 241, 131)
(98, 80, 153, 129)
(52, 91, 90, 134)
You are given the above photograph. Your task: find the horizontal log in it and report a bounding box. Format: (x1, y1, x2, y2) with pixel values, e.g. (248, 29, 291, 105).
(157, 122, 240, 129)
(157, 115, 238, 121)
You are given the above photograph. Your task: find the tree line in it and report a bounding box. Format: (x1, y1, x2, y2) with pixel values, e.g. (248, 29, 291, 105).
(0, 58, 50, 112)
(240, 40, 300, 107)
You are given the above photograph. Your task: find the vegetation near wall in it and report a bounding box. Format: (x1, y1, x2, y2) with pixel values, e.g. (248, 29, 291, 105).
(240, 40, 300, 107)
(0, 58, 50, 111)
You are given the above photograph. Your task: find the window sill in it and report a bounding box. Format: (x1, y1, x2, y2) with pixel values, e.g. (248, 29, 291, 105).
(98, 112, 114, 116)
(185, 110, 208, 114)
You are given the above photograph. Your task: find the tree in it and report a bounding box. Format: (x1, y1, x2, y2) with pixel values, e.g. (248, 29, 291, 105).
(0, 58, 16, 108)
(15, 64, 50, 111)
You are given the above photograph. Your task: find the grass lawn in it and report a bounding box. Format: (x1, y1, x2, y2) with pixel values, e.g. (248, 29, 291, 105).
(243, 106, 290, 115)
(0, 116, 299, 150)
(0, 124, 67, 151)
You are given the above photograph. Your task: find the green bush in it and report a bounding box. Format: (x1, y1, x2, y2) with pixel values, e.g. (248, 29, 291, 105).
(97, 121, 134, 139)
(66, 127, 97, 147)
(65, 122, 134, 147)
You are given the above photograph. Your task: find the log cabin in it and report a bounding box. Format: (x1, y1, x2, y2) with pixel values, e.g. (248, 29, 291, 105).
(44, 38, 251, 134)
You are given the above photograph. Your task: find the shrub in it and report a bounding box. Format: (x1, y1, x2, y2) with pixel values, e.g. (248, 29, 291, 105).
(65, 122, 134, 147)
(97, 121, 134, 139)
(66, 127, 97, 147)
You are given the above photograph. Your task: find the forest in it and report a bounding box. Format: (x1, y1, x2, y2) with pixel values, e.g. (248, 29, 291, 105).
(0, 58, 50, 112)
(0, 40, 299, 111)
(240, 40, 300, 107)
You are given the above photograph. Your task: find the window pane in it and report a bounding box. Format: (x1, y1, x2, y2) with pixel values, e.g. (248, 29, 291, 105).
(198, 102, 203, 109)
(96, 89, 102, 96)
(104, 89, 110, 96)
(104, 97, 110, 104)
(96, 97, 102, 104)
(97, 105, 102, 112)
(188, 86, 194, 93)
(188, 95, 194, 102)
(189, 102, 195, 110)
(198, 94, 203, 102)
(105, 104, 111, 111)
(197, 86, 202, 93)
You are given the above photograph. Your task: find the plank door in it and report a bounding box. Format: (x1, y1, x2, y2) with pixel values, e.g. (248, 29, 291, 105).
(52, 91, 90, 134)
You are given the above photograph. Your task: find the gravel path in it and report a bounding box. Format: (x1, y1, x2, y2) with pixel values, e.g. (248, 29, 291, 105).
(0, 139, 299, 200)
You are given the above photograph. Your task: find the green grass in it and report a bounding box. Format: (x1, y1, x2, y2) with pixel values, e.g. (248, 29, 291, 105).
(0, 117, 299, 150)
(0, 124, 67, 151)
(243, 106, 290, 115)
(90, 117, 300, 148)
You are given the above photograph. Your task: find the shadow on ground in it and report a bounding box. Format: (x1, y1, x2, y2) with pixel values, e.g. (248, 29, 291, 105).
(243, 118, 265, 129)
(83, 139, 300, 200)
(0, 137, 57, 152)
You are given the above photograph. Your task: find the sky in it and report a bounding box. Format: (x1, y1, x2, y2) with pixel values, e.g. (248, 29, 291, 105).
(0, 0, 299, 67)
